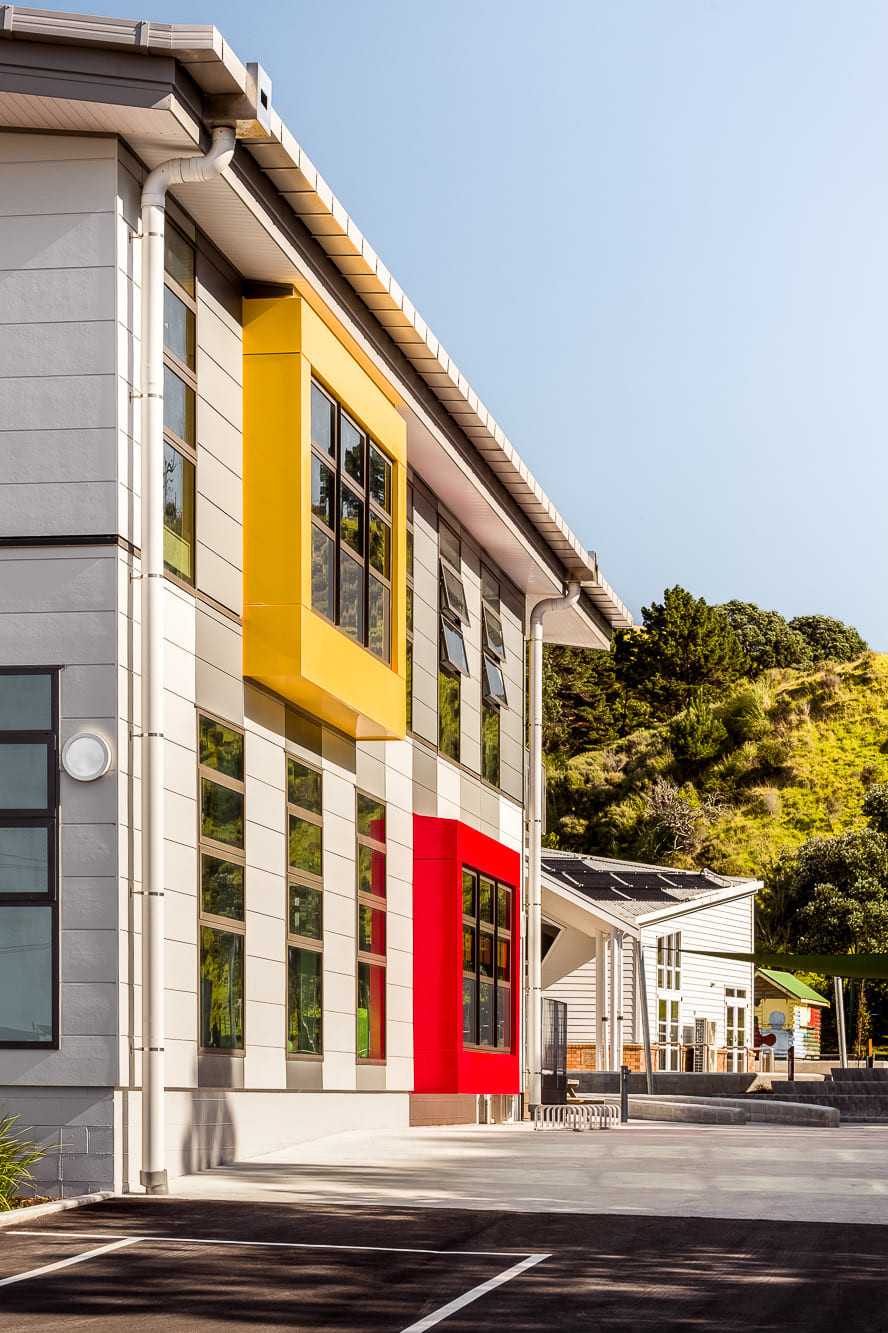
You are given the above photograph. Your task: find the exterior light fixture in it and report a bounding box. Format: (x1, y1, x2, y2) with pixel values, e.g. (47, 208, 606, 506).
(61, 732, 112, 782)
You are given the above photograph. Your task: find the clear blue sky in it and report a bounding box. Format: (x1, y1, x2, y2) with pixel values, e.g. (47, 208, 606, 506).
(63, 1, 888, 646)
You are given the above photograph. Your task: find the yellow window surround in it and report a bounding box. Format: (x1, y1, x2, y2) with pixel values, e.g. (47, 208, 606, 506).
(243, 294, 407, 740)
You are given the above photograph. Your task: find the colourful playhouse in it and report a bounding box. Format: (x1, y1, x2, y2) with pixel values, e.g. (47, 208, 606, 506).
(754, 969, 829, 1060)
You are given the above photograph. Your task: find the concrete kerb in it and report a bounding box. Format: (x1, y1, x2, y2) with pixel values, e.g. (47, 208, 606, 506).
(603, 1095, 838, 1127)
(0, 1191, 116, 1229)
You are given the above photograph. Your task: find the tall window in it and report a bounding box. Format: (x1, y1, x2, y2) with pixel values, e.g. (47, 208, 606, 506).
(462, 868, 513, 1050)
(356, 793, 386, 1061)
(438, 520, 468, 762)
(198, 715, 245, 1052)
(287, 756, 323, 1056)
(725, 986, 747, 1072)
(656, 931, 681, 1071)
(0, 670, 58, 1048)
(310, 380, 393, 663)
(406, 487, 414, 731)
(480, 566, 508, 786)
(163, 224, 197, 585)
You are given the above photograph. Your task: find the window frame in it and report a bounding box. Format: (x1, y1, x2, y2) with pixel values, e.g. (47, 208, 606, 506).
(197, 711, 246, 1055)
(286, 753, 324, 1060)
(162, 222, 198, 590)
(309, 378, 394, 663)
(0, 667, 60, 1051)
(355, 790, 386, 1064)
(406, 487, 414, 733)
(438, 520, 467, 763)
(461, 865, 514, 1053)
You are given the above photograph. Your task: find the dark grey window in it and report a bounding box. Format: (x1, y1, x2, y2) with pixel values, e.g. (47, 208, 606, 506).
(287, 756, 323, 1057)
(438, 521, 468, 762)
(309, 380, 393, 663)
(163, 224, 197, 586)
(198, 714, 245, 1052)
(462, 867, 513, 1051)
(0, 669, 58, 1048)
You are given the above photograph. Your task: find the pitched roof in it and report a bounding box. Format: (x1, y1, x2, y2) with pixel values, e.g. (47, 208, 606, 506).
(756, 968, 829, 1006)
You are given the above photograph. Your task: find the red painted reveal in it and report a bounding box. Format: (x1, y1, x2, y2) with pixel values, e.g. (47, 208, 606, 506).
(413, 815, 521, 1095)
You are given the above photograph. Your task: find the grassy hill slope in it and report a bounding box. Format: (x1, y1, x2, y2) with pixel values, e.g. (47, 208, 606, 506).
(546, 653, 888, 877)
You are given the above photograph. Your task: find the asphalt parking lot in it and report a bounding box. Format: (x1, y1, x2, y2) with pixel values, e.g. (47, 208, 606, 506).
(3, 1198, 888, 1331)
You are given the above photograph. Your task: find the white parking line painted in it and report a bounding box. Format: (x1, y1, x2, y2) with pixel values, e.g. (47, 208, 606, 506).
(15, 1229, 531, 1259)
(0, 1237, 141, 1288)
(399, 1252, 551, 1332)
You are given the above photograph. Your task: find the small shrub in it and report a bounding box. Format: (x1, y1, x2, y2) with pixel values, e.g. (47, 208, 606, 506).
(670, 696, 728, 764)
(0, 1112, 46, 1210)
(719, 686, 770, 745)
(758, 788, 781, 817)
(863, 783, 888, 837)
(754, 738, 791, 772)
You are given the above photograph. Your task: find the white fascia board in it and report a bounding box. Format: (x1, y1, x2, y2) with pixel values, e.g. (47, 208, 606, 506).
(636, 880, 762, 928)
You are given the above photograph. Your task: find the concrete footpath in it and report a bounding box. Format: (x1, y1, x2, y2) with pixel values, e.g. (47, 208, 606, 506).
(172, 1121, 888, 1225)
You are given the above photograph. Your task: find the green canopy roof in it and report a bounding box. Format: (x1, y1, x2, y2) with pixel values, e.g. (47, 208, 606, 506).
(756, 968, 828, 1005)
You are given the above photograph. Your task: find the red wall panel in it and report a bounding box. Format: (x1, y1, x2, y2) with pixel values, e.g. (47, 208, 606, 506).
(413, 816, 521, 1095)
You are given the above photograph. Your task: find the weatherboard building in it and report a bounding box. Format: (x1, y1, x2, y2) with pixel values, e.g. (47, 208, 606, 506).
(0, 11, 632, 1195)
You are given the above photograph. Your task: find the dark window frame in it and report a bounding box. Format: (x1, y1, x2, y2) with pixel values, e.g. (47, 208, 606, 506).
(406, 486, 414, 733)
(287, 753, 324, 1060)
(197, 711, 246, 1055)
(461, 864, 514, 1053)
(438, 520, 467, 762)
(356, 790, 386, 1064)
(309, 378, 394, 663)
(163, 222, 198, 590)
(0, 668, 60, 1050)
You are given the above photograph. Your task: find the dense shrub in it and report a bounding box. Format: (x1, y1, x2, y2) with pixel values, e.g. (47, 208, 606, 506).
(0, 1112, 45, 1210)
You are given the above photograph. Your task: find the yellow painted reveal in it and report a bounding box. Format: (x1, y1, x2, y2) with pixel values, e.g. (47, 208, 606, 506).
(243, 294, 407, 740)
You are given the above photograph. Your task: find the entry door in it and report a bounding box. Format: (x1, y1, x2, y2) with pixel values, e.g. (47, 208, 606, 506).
(725, 987, 747, 1072)
(657, 998, 680, 1070)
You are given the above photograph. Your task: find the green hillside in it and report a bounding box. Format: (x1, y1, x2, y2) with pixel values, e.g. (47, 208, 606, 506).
(546, 652, 888, 878)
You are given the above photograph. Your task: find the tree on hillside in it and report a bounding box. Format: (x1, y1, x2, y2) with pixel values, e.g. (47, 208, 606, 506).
(862, 783, 888, 839)
(717, 600, 812, 674)
(613, 586, 748, 720)
(787, 614, 867, 665)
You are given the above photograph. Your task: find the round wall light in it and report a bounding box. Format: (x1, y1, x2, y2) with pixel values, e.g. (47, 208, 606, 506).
(61, 732, 113, 782)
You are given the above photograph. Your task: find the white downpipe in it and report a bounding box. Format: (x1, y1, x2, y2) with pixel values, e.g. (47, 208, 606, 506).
(610, 926, 623, 1070)
(139, 127, 236, 1195)
(526, 582, 580, 1107)
(596, 929, 610, 1071)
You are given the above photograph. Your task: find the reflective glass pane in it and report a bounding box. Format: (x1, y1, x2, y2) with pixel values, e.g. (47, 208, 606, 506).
(163, 284, 195, 369)
(369, 446, 391, 513)
(289, 883, 322, 940)
(482, 702, 500, 786)
(441, 623, 468, 675)
(479, 931, 493, 978)
(462, 869, 476, 916)
(369, 515, 390, 578)
(479, 877, 494, 924)
(439, 523, 459, 569)
(0, 904, 53, 1042)
(483, 656, 507, 707)
(462, 925, 476, 972)
(479, 981, 494, 1045)
(0, 744, 47, 810)
(497, 884, 511, 931)
(0, 674, 51, 731)
(357, 794, 386, 841)
(358, 844, 386, 898)
(497, 938, 510, 982)
(340, 485, 364, 555)
(440, 564, 469, 621)
(289, 813, 322, 876)
(357, 960, 385, 1060)
(287, 946, 322, 1054)
(406, 527, 414, 579)
(199, 716, 244, 780)
(406, 641, 413, 731)
(358, 903, 386, 956)
(163, 443, 195, 583)
(311, 455, 335, 530)
(288, 758, 321, 815)
(462, 977, 476, 1044)
(199, 926, 244, 1049)
(200, 777, 244, 848)
(481, 567, 500, 610)
(340, 549, 364, 642)
(164, 225, 195, 296)
(438, 668, 459, 762)
(498, 986, 511, 1048)
(311, 525, 334, 621)
(406, 585, 413, 634)
(201, 854, 244, 921)
(163, 363, 195, 445)
(367, 575, 390, 664)
(311, 382, 335, 456)
(0, 826, 49, 894)
(482, 607, 505, 660)
(342, 415, 364, 485)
